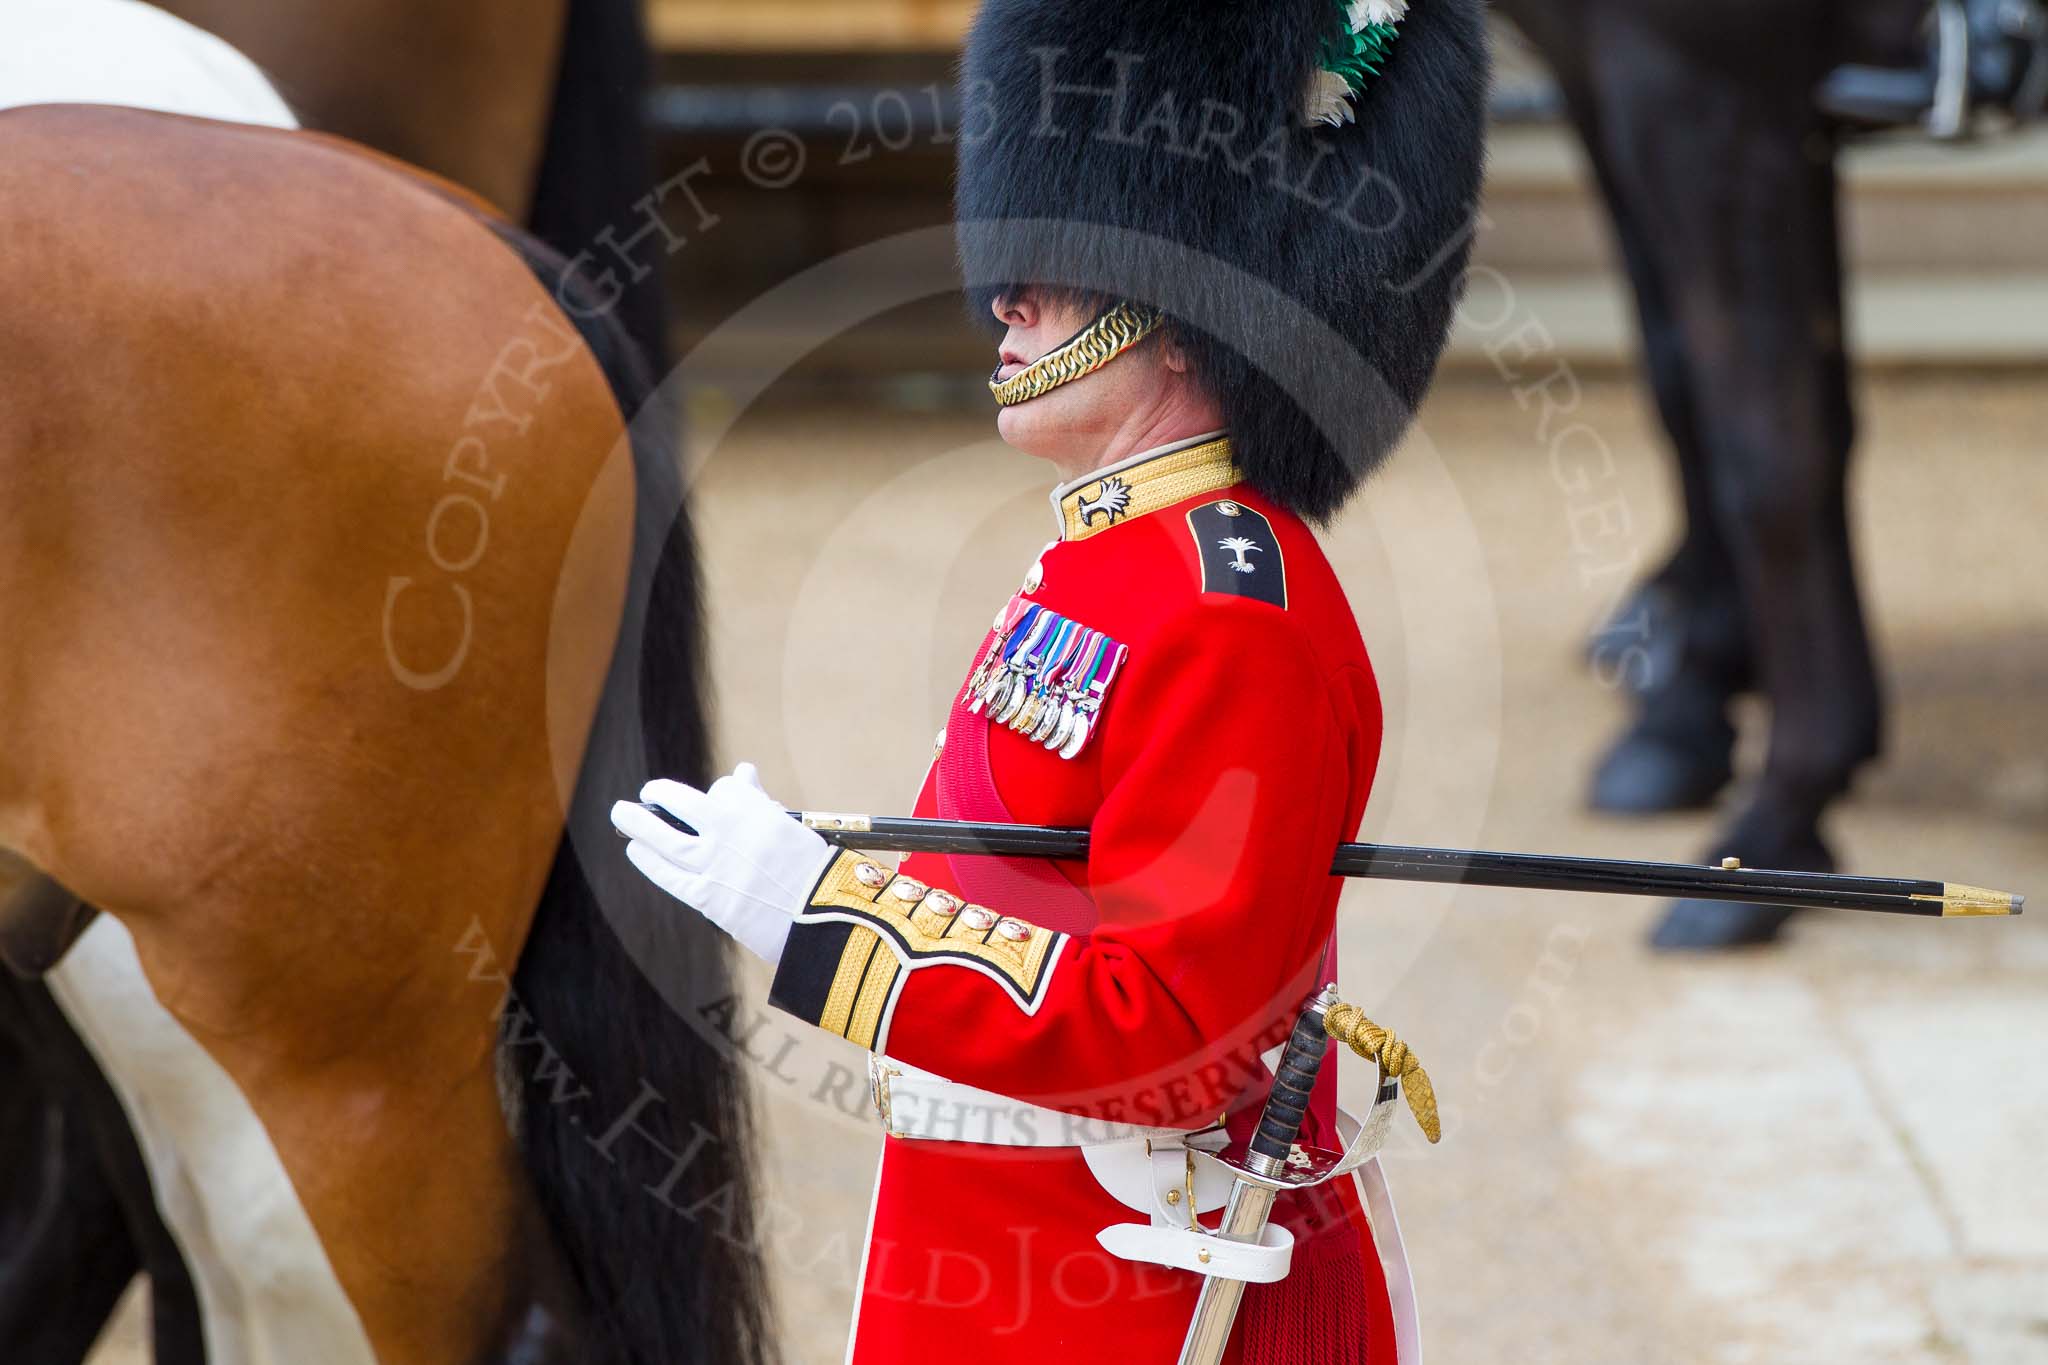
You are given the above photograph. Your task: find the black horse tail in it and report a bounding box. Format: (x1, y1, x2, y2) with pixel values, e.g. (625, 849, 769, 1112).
(487, 217, 772, 1365)
(525, 0, 671, 369)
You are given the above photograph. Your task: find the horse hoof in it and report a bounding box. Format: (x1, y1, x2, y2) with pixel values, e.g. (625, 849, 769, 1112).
(1649, 900, 1796, 951)
(1648, 817, 1834, 952)
(1816, 65, 1938, 128)
(1583, 581, 1684, 690)
(1588, 732, 1733, 814)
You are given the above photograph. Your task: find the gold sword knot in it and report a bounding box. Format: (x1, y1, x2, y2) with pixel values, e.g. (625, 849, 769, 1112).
(1324, 1003, 1441, 1145)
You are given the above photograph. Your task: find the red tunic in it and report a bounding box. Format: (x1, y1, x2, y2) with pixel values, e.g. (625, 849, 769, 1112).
(770, 435, 1398, 1362)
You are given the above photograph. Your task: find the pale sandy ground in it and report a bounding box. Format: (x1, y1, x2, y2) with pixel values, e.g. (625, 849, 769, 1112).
(92, 373, 2047, 1362)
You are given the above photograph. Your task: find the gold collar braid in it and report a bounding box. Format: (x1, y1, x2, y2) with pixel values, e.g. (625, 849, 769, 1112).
(1051, 435, 1237, 542)
(989, 302, 1165, 407)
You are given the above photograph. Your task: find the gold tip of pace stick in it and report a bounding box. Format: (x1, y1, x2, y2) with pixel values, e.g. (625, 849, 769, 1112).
(1914, 883, 2024, 917)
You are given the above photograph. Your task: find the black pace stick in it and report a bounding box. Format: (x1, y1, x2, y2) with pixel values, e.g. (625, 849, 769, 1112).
(768, 811, 2024, 919)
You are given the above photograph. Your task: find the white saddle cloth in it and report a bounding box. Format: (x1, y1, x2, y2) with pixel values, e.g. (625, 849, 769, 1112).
(0, 0, 295, 126)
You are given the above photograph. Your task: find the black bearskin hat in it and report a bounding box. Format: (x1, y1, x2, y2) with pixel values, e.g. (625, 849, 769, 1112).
(957, 0, 1489, 522)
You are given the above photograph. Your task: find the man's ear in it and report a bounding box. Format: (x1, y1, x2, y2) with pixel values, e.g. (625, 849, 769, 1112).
(1161, 334, 1192, 375)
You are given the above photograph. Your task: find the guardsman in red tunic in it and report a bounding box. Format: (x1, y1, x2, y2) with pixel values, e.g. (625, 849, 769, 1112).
(613, 1, 1488, 1359)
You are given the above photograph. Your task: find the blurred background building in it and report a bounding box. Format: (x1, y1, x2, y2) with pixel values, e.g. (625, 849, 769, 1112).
(643, 2, 2048, 396)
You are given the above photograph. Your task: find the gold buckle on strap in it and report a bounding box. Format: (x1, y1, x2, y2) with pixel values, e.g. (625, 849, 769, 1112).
(867, 1053, 902, 1135)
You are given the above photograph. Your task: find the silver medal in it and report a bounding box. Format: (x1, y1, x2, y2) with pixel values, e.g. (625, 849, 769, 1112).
(996, 675, 1031, 726)
(976, 671, 1004, 716)
(1030, 695, 1064, 743)
(1045, 699, 1077, 751)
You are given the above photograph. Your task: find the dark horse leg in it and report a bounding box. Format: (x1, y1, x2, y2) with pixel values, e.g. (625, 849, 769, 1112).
(1507, 0, 1885, 947)
(1839, 0, 1935, 67)
(1513, 0, 1753, 816)
(0, 994, 140, 1364)
(0, 956, 206, 1364)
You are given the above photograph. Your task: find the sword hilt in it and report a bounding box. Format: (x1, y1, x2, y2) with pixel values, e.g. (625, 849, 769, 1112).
(1246, 986, 1338, 1178)
(1176, 986, 1342, 1365)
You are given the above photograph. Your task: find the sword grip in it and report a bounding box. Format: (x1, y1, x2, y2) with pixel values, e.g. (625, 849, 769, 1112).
(1248, 990, 1335, 1174)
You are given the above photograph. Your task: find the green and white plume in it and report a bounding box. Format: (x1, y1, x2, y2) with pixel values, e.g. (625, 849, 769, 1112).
(1303, 0, 1408, 126)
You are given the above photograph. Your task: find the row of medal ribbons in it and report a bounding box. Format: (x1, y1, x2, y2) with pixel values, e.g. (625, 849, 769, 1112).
(963, 600, 1130, 761)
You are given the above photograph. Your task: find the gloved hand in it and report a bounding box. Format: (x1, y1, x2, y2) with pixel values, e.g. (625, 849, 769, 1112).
(609, 762, 837, 965)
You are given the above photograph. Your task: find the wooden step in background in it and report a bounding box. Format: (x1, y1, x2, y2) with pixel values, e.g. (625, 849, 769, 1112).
(651, 0, 971, 52)
(1472, 123, 2048, 367)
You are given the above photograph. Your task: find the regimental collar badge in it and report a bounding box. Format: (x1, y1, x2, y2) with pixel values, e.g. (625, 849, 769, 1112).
(1076, 476, 1131, 527)
(1050, 432, 1239, 542)
(963, 599, 1130, 761)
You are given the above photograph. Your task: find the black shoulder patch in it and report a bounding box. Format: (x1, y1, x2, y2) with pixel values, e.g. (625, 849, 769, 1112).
(1187, 500, 1287, 608)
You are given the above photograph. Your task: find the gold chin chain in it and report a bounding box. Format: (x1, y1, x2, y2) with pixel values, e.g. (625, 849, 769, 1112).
(989, 302, 1166, 407)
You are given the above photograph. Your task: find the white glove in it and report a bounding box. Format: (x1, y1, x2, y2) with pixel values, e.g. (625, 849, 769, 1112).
(609, 762, 837, 965)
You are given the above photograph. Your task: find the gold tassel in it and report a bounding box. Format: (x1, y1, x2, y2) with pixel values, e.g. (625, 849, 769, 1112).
(1323, 1002, 1440, 1144)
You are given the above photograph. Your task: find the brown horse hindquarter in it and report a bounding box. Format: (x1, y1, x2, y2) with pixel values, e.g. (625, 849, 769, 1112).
(0, 105, 634, 1364)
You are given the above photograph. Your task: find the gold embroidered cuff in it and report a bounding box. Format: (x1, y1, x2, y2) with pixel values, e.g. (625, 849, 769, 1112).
(784, 850, 1066, 1020)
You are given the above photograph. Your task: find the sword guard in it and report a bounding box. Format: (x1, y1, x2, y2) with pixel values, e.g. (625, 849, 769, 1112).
(1205, 1076, 1404, 1190)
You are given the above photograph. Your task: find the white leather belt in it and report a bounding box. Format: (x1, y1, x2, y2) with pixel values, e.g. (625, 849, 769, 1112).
(866, 1055, 1408, 1294)
(867, 1054, 1188, 1149)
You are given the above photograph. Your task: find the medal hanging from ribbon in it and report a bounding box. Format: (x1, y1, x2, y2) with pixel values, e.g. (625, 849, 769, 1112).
(964, 601, 1129, 761)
